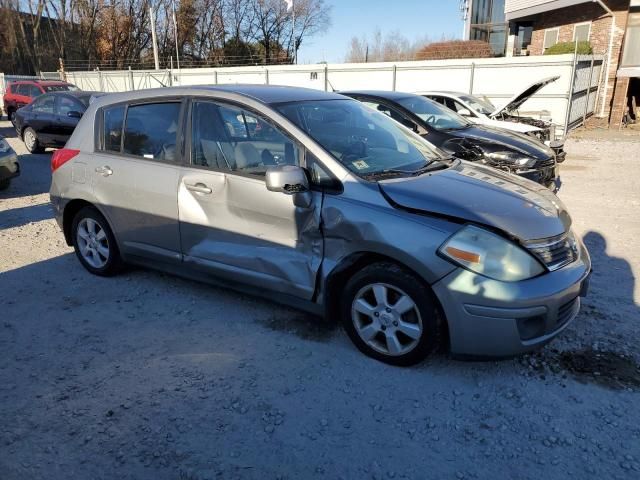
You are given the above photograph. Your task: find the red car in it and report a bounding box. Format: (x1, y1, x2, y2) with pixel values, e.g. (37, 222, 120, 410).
(2, 80, 77, 125)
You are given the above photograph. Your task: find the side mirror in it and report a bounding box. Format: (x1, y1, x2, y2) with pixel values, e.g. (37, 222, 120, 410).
(266, 165, 311, 208)
(266, 165, 309, 194)
(457, 108, 472, 117)
(67, 110, 82, 118)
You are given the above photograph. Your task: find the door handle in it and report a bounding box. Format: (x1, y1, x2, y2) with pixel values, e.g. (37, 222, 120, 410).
(185, 182, 212, 194)
(95, 165, 113, 177)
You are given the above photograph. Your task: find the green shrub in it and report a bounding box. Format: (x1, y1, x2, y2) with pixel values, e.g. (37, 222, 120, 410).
(544, 41, 593, 55)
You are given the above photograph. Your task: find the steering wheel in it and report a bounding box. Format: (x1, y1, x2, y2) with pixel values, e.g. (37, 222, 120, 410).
(425, 115, 436, 125)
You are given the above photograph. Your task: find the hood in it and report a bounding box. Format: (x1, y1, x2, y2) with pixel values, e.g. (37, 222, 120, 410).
(471, 117, 541, 133)
(490, 76, 559, 118)
(442, 125, 554, 161)
(380, 161, 570, 241)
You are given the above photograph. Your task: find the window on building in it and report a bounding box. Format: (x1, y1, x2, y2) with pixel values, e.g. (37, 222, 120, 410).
(573, 22, 591, 43)
(543, 28, 559, 50)
(515, 22, 533, 55)
(621, 11, 640, 68)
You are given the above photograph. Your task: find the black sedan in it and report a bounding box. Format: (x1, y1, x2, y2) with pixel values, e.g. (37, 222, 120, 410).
(342, 90, 558, 189)
(14, 91, 102, 153)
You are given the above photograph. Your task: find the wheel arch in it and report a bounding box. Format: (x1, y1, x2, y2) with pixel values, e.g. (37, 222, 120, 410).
(322, 251, 450, 344)
(62, 200, 120, 251)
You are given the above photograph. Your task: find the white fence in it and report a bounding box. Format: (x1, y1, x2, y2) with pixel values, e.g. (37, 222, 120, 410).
(8, 54, 602, 135)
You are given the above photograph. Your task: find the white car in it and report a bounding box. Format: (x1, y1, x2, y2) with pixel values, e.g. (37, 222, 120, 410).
(418, 76, 565, 162)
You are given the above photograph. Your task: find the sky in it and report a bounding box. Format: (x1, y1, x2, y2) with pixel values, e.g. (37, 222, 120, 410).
(297, 0, 465, 64)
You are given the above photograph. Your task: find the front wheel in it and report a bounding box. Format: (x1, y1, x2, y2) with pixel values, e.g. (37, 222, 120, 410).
(71, 206, 122, 276)
(8, 110, 15, 125)
(23, 127, 44, 154)
(341, 262, 443, 366)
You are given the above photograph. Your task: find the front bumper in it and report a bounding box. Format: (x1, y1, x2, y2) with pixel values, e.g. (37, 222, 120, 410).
(0, 153, 20, 181)
(432, 241, 591, 357)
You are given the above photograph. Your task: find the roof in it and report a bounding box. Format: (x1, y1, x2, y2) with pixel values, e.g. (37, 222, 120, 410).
(418, 91, 468, 97)
(199, 84, 346, 104)
(85, 85, 347, 111)
(10, 79, 72, 85)
(340, 90, 419, 101)
(44, 90, 101, 98)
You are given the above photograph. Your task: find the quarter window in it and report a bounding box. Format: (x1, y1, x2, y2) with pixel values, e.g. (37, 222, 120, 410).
(122, 102, 181, 162)
(191, 101, 300, 176)
(31, 95, 55, 114)
(103, 105, 125, 153)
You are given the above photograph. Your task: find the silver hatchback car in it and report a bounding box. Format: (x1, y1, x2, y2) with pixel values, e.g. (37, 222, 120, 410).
(50, 86, 591, 365)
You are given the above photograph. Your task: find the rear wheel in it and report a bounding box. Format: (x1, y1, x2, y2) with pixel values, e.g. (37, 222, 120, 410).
(341, 262, 442, 366)
(71, 206, 122, 276)
(7, 110, 15, 125)
(23, 127, 44, 154)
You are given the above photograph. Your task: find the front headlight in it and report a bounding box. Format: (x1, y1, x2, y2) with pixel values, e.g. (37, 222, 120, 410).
(485, 151, 536, 168)
(438, 225, 545, 282)
(0, 138, 12, 154)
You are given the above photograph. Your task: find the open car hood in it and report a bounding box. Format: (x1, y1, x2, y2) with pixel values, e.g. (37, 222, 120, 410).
(490, 76, 559, 117)
(379, 162, 571, 242)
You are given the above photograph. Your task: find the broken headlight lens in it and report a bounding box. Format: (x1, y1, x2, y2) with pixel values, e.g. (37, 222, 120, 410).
(485, 151, 536, 168)
(438, 225, 545, 282)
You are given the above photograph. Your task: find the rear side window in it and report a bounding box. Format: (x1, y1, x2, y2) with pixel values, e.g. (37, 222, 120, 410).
(103, 105, 125, 153)
(122, 103, 181, 162)
(31, 95, 55, 113)
(57, 96, 84, 116)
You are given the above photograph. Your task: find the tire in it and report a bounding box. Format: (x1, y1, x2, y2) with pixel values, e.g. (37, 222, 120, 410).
(71, 206, 122, 276)
(0, 179, 10, 191)
(8, 110, 15, 125)
(23, 127, 44, 154)
(341, 262, 442, 366)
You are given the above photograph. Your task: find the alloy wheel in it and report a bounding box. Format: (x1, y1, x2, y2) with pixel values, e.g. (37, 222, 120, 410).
(76, 218, 110, 268)
(24, 130, 36, 151)
(351, 282, 423, 356)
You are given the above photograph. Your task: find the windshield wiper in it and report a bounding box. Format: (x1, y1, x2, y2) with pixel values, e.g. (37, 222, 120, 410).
(367, 160, 450, 179)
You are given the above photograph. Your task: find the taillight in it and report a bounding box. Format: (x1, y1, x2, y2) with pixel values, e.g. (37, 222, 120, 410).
(51, 148, 80, 172)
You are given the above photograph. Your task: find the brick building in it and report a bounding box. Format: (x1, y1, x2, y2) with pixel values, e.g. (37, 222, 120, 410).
(464, 0, 640, 128)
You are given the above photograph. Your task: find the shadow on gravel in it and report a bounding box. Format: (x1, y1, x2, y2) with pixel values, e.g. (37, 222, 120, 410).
(0, 123, 18, 139)
(0, 202, 53, 229)
(259, 313, 336, 342)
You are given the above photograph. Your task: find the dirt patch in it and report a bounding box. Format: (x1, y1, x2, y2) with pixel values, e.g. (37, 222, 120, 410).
(558, 348, 640, 391)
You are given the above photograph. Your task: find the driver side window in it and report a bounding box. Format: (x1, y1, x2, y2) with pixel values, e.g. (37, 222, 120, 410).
(191, 101, 301, 177)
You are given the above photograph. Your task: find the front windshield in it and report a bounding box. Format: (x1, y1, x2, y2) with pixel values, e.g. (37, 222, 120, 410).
(276, 99, 446, 177)
(460, 94, 495, 115)
(395, 95, 470, 131)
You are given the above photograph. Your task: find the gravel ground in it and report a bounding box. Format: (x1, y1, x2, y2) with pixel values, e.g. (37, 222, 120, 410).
(1, 119, 639, 480)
